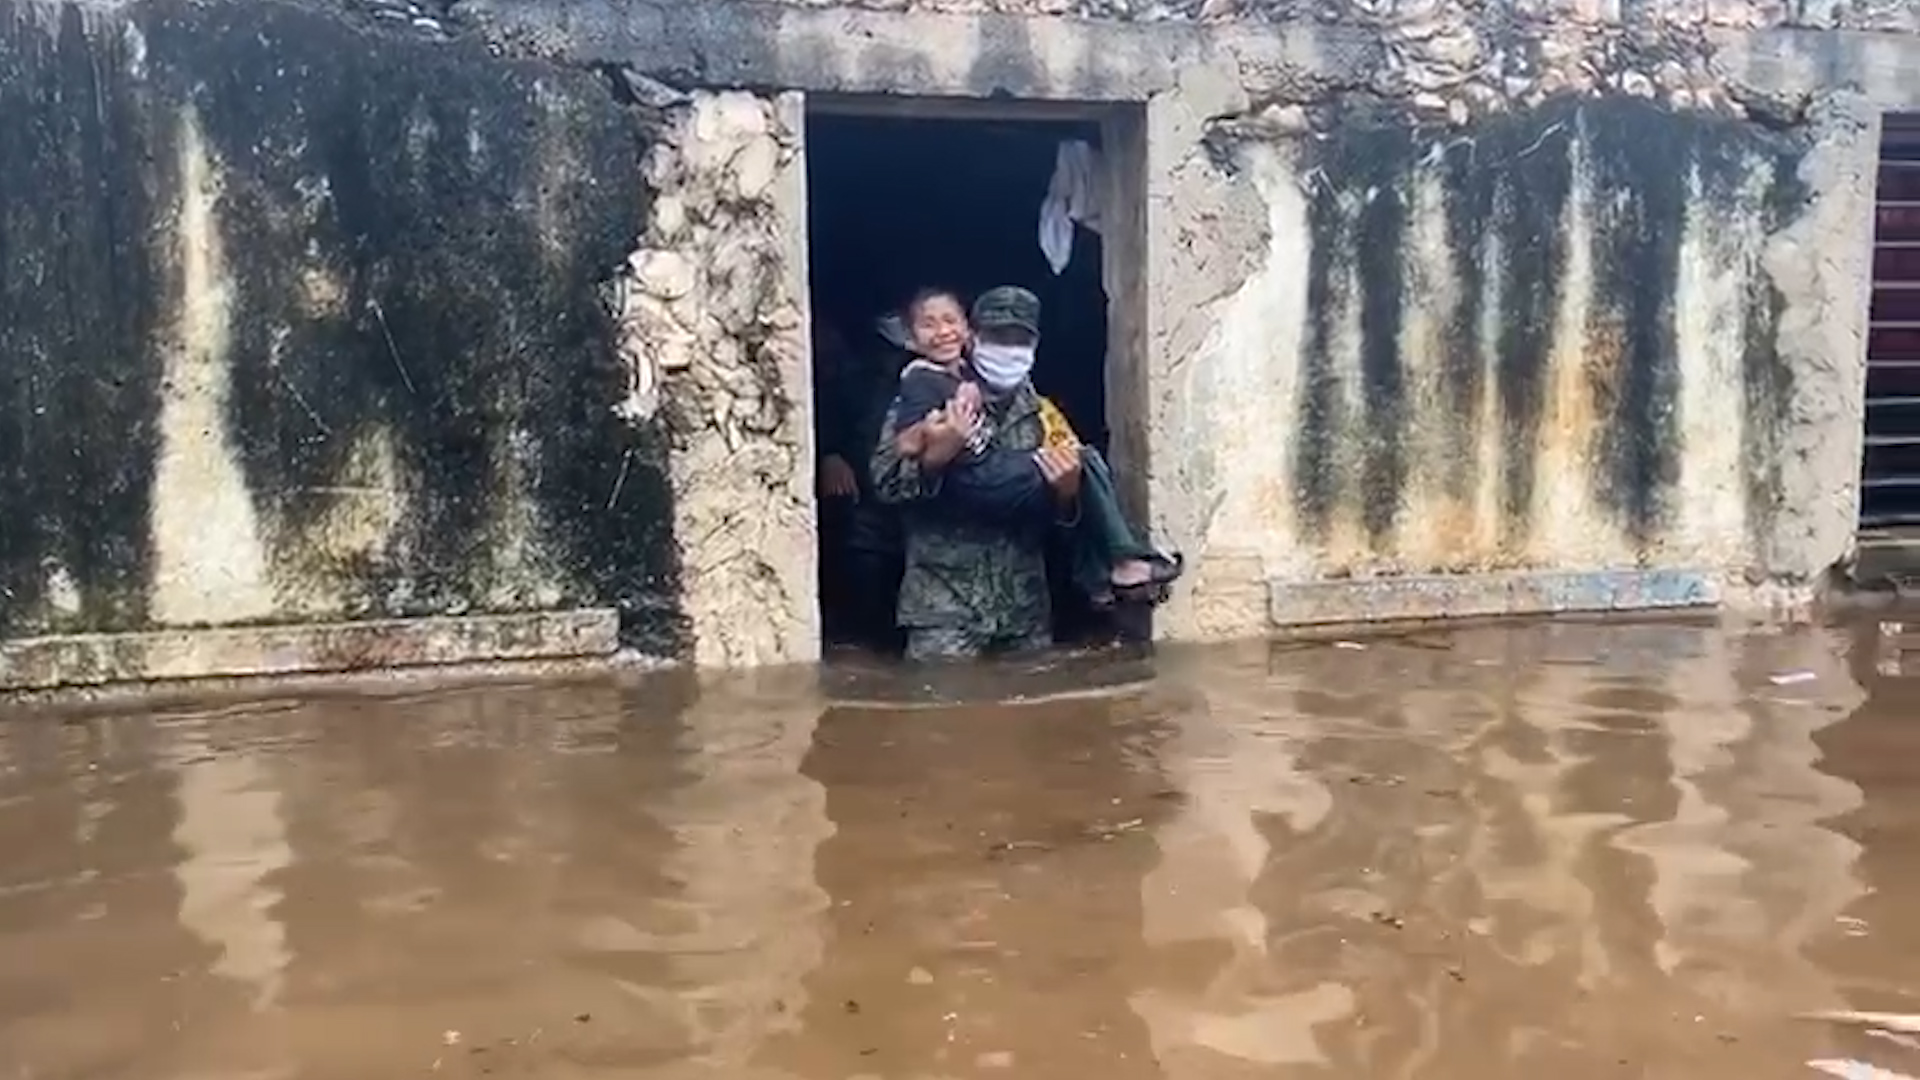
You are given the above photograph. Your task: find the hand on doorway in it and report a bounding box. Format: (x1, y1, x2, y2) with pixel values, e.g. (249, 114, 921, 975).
(1035, 444, 1083, 502)
(820, 454, 859, 499)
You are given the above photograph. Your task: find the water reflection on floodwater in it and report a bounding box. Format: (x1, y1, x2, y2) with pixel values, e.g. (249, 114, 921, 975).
(4, 617, 1920, 1078)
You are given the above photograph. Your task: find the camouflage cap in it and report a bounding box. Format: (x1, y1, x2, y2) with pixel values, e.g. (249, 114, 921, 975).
(971, 286, 1041, 336)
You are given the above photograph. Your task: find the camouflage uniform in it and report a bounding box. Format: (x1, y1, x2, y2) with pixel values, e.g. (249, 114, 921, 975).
(869, 288, 1053, 661)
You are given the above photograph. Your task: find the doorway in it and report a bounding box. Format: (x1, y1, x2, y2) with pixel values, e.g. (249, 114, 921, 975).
(803, 101, 1140, 650)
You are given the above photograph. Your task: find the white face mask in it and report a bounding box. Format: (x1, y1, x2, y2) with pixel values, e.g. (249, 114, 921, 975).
(971, 341, 1036, 392)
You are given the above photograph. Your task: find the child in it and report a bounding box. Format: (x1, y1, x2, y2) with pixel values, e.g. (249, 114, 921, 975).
(894, 286, 1181, 606)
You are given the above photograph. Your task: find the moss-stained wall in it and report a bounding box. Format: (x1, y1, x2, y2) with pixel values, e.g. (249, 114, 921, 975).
(1161, 95, 1850, 632)
(0, 0, 685, 653)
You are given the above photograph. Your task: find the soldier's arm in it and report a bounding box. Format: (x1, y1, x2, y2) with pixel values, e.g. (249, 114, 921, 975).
(869, 403, 944, 505)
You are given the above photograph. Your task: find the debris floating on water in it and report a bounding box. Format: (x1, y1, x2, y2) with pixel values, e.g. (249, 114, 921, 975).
(1768, 670, 1818, 686)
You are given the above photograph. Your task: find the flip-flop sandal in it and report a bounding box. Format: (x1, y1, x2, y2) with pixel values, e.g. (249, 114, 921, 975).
(1147, 551, 1184, 585)
(1112, 580, 1172, 606)
(1110, 552, 1183, 598)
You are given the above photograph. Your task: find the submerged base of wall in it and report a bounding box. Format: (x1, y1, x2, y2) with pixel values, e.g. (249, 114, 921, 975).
(1269, 569, 1721, 627)
(0, 610, 619, 692)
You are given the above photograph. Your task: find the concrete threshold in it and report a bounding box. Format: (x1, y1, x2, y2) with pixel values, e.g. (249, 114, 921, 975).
(1269, 568, 1720, 626)
(0, 610, 621, 693)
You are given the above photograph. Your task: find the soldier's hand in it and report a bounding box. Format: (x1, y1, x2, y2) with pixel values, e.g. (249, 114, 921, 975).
(921, 410, 969, 469)
(946, 387, 980, 433)
(1036, 445, 1083, 501)
(820, 454, 859, 499)
(895, 422, 926, 458)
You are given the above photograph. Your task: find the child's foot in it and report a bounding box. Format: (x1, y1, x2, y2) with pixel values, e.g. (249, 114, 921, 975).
(1112, 552, 1184, 604)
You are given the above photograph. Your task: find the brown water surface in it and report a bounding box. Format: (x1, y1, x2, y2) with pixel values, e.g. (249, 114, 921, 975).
(3, 619, 1919, 1079)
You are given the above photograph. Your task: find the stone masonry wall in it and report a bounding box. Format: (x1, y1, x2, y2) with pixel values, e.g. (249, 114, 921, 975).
(608, 88, 818, 668)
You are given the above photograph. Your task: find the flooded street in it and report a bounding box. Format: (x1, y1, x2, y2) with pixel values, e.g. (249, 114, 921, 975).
(4, 618, 1920, 1079)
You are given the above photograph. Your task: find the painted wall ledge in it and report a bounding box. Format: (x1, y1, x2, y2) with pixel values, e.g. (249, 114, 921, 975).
(0, 610, 620, 692)
(1269, 568, 1721, 627)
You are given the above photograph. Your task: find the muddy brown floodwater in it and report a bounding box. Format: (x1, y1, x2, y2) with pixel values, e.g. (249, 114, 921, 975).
(4, 618, 1920, 1079)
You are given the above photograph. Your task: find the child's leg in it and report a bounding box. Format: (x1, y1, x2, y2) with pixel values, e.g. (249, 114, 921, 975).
(1072, 448, 1180, 597)
(1069, 448, 1148, 596)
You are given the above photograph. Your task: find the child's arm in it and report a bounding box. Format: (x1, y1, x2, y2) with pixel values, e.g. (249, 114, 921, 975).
(871, 404, 941, 505)
(893, 366, 955, 433)
(870, 374, 972, 503)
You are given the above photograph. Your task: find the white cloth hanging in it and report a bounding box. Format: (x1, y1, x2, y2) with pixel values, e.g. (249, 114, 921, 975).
(1038, 140, 1103, 275)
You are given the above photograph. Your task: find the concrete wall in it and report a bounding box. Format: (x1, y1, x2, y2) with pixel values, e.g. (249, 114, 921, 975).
(4, 0, 1917, 684)
(1158, 92, 1877, 636)
(0, 0, 689, 684)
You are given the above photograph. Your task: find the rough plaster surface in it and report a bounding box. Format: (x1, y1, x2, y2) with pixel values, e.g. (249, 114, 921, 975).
(1755, 95, 1879, 581)
(611, 90, 820, 668)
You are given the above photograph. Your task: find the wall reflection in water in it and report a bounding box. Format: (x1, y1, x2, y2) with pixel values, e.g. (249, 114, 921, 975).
(1130, 623, 1871, 1077)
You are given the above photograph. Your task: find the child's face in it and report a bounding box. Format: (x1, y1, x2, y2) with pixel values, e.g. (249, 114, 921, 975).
(910, 296, 970, 363)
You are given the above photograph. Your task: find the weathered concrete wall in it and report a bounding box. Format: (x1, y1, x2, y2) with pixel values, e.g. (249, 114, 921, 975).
(1157, 93, 1877, 636)
(0, 0, 686, 666)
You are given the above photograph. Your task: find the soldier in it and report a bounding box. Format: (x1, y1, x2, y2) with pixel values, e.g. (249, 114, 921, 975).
(892, 287, 1182, 609)
(869, 287, 1082, 662)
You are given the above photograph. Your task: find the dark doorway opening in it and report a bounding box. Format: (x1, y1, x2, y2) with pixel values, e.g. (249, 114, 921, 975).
(804, 108, 1121, 651)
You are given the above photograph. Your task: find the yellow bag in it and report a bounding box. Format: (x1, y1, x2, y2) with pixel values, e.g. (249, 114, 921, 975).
(1038, 397, 1079, 450)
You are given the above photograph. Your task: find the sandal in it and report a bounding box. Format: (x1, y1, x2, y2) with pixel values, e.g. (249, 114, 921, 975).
(1112, 551, 1183, 602)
